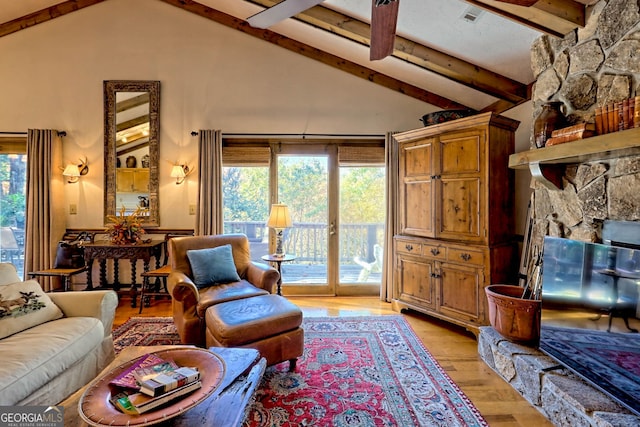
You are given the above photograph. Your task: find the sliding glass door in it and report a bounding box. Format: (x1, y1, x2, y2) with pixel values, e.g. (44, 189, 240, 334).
(222, 139, 385, 296)
(275, 146, 333, 295)
(338, 165, 385, 295)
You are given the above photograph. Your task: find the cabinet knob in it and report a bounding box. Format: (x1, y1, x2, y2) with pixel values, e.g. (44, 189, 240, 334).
(431, 272, 441, 278)
(430, 248, 440, 256)
(460, 253, 471, 261)
(405, 244, 413, 252)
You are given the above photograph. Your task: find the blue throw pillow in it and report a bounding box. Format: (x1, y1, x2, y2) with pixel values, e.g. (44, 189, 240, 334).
(186, 244, 241, 288)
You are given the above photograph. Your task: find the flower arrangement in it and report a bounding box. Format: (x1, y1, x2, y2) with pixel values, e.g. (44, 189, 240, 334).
(106, 206, 147, 245)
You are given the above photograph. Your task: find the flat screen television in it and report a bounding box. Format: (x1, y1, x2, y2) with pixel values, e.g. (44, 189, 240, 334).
(539, 233, 640, 416)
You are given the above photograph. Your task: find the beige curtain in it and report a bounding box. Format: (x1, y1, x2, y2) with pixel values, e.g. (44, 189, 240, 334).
(24, 129, 65, 289)
(381, 132, 398, 301)
(195, 130, 223, 236)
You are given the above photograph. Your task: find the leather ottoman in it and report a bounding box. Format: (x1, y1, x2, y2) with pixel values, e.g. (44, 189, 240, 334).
(205, 294, 304, 371)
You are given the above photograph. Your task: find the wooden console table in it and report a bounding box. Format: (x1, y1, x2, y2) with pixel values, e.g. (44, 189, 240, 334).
(83, 240, 164, 307)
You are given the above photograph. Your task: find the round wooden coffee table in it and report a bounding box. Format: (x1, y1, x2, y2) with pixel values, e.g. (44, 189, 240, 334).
(79, 347, 225, 427)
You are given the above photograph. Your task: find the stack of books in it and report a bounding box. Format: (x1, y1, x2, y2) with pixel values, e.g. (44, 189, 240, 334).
(594, 96, 640, 136)
(108, 353, 201, 415)
(545, 123, 596, 146)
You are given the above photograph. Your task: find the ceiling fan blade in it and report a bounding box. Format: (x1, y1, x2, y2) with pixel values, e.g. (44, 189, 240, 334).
(247, 0, 326, 29)
(370, 0, 399, 61)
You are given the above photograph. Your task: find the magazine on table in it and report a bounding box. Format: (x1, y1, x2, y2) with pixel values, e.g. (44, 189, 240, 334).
(109, 353, 178, 390)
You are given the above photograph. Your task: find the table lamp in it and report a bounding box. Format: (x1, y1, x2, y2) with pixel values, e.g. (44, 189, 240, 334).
(267, 203, 292, 257)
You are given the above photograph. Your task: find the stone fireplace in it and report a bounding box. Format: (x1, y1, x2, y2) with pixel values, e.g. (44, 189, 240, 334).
(479, 1, 640, 425)
(528, 0, 640, 248)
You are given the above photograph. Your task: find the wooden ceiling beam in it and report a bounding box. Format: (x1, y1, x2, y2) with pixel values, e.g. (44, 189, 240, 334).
(0, 0, 106, 38)
(463, 0, 585, 37)
(245, 0, 528, 105)
(160, 0, 469, 110)
(116, 93, 150, 113)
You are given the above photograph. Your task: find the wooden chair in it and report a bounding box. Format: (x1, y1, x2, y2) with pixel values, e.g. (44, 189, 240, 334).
(138, 232, 192, 312)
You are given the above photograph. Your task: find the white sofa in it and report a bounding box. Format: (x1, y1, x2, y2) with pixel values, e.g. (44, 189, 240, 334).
(0, 263, 118, 405)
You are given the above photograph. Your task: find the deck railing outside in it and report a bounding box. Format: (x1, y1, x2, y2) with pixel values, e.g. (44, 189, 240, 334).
(223, 221, 384, 265)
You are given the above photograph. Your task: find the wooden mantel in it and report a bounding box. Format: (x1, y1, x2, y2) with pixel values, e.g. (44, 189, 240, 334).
(509, 127, 640, 190)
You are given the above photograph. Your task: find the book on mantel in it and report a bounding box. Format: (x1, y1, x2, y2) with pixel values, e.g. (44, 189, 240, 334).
(545, 123, 596, 146)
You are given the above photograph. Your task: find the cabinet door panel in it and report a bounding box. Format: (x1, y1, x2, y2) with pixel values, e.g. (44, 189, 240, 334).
(439, 177, 480, 239)
(400, 139, 436, 237)
(116, 169, 149, 193)
(403, 180, 434, 236)
(439, 131, 482, 175)
(439, 262, 483, 323)
(134, 169, 150, 192)
(403, 140, 434, 177)
(396, 256, 436, 309)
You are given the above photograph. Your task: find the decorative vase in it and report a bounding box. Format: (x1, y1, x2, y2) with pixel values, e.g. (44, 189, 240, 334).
(126, 156, 137, 168)
(141, 154, 150, 168)
(485, 284, 541, 344)
(534, 101, 566, 148)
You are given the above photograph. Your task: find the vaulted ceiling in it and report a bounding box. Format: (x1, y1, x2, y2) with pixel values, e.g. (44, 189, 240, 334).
(0, 0, 594, 113)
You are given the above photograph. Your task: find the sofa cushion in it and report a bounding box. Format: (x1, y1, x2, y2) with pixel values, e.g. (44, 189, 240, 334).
(187, 245, 241, 288)
(0, 316, 104, 405)
(0, 280, 63, 339)
(0, 263, 20, 286)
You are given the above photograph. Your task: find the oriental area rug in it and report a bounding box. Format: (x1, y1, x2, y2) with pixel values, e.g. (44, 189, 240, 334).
(540, 325, 640, 417)
(112, 316, 488, 427)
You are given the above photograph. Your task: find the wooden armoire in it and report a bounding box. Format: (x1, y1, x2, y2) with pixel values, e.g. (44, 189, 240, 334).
(392, 112, 520, 335)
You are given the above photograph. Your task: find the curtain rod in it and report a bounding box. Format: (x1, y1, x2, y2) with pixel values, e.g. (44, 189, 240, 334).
(190, 131, 384, 139)
(0, 131, 67, 136)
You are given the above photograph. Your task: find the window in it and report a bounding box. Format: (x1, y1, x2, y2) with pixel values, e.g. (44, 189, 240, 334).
(1, 137, 27, 277)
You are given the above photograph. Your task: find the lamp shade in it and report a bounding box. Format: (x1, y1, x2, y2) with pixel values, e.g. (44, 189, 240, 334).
(62, 164, 81, 177)
(267, 204, 292, 228)
(170, 165, 186, 178)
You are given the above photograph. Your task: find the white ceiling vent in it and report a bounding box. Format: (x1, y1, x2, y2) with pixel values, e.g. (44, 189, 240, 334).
(461, 6, 484, 23)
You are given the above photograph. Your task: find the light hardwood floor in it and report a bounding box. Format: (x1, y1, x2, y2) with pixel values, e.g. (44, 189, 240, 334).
(114, 296, 552, 427)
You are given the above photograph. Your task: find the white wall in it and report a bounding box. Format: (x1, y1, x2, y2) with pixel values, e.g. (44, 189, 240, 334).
(0, 0, 533, 232)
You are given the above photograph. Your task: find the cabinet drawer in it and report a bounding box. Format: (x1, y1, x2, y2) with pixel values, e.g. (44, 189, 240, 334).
(423, 244, 447, 260)
(448, 248, 484, 266)
(396, 240, 422, 255)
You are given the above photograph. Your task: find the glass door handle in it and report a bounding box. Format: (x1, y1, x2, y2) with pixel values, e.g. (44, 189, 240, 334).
(329, 223, 336, 235)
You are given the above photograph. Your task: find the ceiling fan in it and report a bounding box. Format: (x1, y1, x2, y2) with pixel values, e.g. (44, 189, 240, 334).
(247, 0, 400, 61)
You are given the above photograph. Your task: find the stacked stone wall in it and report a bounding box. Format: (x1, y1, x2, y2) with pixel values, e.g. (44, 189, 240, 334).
(529, 0, 640, 248)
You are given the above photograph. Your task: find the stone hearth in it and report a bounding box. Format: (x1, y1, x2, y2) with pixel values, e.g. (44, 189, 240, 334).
(478, 327, 640, 426)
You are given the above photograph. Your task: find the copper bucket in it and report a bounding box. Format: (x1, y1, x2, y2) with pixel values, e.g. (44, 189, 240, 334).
(485, 285, 541, 344)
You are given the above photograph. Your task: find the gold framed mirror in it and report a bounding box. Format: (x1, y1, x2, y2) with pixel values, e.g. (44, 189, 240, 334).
(104, 80, 160, 226)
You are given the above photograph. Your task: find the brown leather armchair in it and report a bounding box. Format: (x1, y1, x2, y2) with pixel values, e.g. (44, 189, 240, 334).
(167, 234, 280, 346)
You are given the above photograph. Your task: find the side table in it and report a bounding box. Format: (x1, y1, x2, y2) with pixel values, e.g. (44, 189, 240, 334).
(261, 254, 296, 295)
(29, 266, 87, 292)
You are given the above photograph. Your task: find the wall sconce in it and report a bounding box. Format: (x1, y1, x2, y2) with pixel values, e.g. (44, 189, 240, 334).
(170, 164, 191, 185)
(62, 157, 89, 183)
(267, 203, 293, 257)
